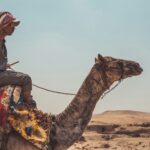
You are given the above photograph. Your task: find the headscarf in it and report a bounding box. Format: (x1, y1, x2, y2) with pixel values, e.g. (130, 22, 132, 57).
(0, 12, 20, 30)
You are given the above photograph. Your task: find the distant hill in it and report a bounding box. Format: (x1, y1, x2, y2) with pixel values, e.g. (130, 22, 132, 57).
(69, 110, 150, 150)
(91, 110, 150, 125)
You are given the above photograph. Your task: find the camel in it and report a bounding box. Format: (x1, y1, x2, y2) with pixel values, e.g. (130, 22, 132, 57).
(2, 54, 143, 150)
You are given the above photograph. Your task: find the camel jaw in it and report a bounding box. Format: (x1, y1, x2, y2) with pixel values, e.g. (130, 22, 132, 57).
(121, 61, 143, 79)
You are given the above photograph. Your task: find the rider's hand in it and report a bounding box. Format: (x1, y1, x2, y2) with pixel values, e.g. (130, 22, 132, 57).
(6, 64, 11, 69)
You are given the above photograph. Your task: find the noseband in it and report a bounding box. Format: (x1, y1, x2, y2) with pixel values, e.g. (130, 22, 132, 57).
(95, 61, 124, 99)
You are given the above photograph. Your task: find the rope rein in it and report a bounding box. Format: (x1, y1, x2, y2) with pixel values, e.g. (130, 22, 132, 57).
(33, 80, 122, 98)
(10, 61, 123, 97)
(101, 79, 122, 99)
(32, 83, 76, 96)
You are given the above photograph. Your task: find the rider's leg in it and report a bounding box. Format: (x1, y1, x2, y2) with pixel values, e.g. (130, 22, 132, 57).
(0, 70, 32, 104)
(22, 90, 31, 104)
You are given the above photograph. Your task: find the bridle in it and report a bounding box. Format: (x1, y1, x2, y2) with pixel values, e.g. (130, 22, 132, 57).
(95, 61, 124, 99)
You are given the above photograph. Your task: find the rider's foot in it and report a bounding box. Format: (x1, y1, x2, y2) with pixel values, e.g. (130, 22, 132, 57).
(23, 91, 31, 104)
(28, 96, 37, 109)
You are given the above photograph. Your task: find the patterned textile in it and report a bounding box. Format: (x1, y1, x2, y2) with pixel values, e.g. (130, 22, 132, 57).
(0, 85, 52, 149)
(0, 85, 14, 127)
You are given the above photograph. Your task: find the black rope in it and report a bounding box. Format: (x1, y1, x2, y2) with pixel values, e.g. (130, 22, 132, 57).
(101, 79, 122, 99)
(10, 66, 76, 96)
(32, 84, 76, 96)
(10, 61, 123, 97)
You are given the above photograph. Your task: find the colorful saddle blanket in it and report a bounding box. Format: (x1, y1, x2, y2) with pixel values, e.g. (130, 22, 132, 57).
(0, 85, 52, 149)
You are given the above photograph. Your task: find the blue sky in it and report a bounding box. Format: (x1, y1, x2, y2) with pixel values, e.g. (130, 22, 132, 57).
(0, 0, 149, 114)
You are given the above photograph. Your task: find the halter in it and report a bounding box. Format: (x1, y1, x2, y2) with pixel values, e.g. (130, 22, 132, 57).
(98, 62, 124, 99)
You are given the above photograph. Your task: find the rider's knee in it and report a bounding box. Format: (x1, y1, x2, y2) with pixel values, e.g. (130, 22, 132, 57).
(23, 74, 32, 85)
(21, 74, 32, 91)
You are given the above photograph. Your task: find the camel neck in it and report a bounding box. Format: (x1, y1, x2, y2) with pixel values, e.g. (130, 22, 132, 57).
(56, 64, 111, 126)
(54, 64, 111, 148)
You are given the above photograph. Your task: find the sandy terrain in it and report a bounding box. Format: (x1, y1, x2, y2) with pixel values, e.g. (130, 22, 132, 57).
(68, 110, 150, 150)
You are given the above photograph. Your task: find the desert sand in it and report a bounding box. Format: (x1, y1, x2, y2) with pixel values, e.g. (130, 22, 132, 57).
(68, 110, 150, 150)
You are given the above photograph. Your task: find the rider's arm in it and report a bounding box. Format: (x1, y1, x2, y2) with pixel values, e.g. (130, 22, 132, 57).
(0, 40, 8, 71)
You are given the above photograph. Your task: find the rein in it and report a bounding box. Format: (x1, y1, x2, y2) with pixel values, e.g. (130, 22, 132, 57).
(32, 83, 76, 96)
(10, 65, 76, 96)
(101, 79, 122, 99)
(10, 62, 124, 97)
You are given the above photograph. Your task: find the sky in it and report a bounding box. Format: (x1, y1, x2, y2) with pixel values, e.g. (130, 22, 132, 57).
(0, 0, 149, 114)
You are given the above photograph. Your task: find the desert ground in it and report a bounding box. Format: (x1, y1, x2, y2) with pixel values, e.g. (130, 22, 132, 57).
(68, 110, 150, 150)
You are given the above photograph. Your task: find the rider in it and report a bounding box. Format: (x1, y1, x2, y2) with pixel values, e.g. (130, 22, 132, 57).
(0, 11, 32, 104)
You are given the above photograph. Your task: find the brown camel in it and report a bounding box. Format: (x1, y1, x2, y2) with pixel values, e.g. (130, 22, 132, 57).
(3, 54, 142, 150)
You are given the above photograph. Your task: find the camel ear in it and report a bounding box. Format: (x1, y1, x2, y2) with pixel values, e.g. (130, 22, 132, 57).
(95, 57, 98, 63)
(96, 54, 105, 64)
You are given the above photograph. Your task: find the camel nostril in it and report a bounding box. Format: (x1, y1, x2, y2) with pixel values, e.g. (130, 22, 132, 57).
(139, 67, 143, 73)
(135, 63, 143, 73)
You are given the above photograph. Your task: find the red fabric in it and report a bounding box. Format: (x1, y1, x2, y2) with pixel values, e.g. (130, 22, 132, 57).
(0, 90, 7, 127)
(0, 12, 16, 30)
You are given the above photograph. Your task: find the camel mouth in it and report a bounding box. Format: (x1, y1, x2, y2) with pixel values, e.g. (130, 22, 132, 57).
(131, 63, 143, 75)
(136, 65, 143, 75)
(124, 62, 143, 77)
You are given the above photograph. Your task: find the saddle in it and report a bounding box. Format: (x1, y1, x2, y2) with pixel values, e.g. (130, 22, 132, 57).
(0, 85, 52, 150)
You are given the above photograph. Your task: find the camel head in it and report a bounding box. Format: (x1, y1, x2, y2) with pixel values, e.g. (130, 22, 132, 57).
(95, 54, 143, 83)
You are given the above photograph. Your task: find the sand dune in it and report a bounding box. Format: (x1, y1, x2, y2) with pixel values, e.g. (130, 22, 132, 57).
(68, 110, 150, 150)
